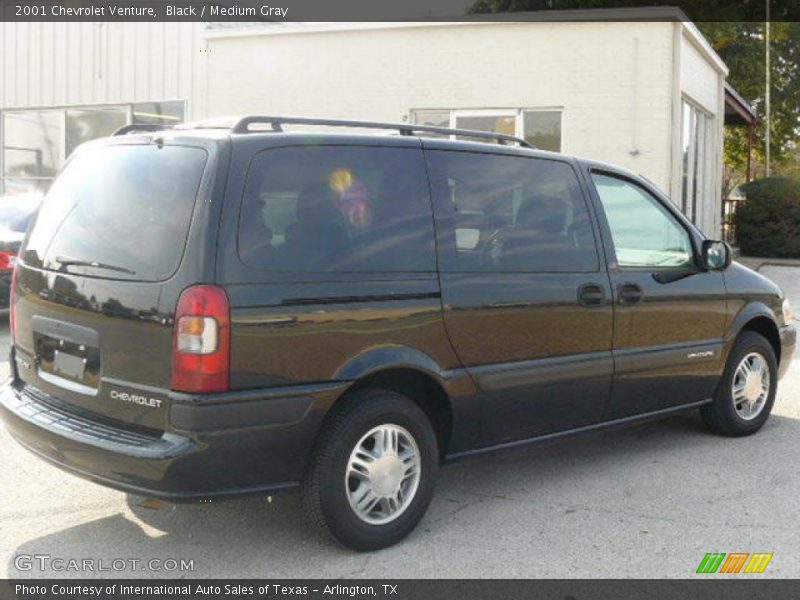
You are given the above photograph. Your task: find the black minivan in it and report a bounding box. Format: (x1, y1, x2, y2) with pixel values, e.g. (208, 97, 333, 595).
(1, 117, 796, 551)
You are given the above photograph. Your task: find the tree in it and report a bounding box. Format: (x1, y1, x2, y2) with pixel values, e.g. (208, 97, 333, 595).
(696, 22, 800, 176)
(467, 2, 800, 175)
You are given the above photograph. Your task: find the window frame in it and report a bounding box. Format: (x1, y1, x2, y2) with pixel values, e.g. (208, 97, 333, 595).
(410, 108, 564, 152)
(233, 142, 438, 278)
(680, 97, 713, 227)
(426, 146, 603, 274)
(587, 167, 702, 272)
(20, 136, 216, 283)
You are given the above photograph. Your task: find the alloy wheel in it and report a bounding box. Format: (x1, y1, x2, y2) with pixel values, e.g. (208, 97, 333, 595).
(345, 424, 421, 525)
(732, 351, 771, 421)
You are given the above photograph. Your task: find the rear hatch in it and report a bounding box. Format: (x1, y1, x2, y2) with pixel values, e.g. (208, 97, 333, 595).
(11, 137, 213, 431)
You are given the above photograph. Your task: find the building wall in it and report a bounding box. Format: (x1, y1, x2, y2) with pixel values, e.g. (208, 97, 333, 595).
(203, 21, 676, 193)
(0, 20, 727, 236)
(0, 22, 203, 111)
(680, 33, 722, 116)
(677, 28, 726, 236)
(0, 22, 204, 194)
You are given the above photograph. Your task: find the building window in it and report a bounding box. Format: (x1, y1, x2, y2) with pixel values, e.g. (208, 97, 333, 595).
(523, 110, 562, 153)
(1, 100, 186, 195)
(2, 110, 64, 195)
(680, 99, 712, 225)
(66, 107, 128, 158)
(132, 101, 185, 126)
(454, 110, 517, 142)
(411, 108, 562, 152)
(412, 110, 450, 129)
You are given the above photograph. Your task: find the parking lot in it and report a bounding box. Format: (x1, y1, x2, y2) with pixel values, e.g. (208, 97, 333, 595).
(1, 264, 799, 579)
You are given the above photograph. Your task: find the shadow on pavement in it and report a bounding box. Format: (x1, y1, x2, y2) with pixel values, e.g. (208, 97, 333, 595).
(9, 405, 800, 577)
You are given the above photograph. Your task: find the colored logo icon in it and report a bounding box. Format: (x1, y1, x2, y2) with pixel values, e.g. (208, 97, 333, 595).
(696, 553, 773, 574)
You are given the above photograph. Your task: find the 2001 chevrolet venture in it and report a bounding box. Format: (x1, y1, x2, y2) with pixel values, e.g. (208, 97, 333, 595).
(1, 117, 795, 551)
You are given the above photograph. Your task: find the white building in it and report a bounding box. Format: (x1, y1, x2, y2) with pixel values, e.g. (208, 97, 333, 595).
(0, 9, 742, 235)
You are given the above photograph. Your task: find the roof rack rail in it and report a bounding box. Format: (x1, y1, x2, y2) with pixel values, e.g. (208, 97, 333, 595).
(230, 116, 534, 148)
(112, 124, 166, 136)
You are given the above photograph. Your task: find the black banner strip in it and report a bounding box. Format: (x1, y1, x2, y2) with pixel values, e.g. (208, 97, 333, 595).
(4, 580, 800, 600)
(1, 0, 799, 23)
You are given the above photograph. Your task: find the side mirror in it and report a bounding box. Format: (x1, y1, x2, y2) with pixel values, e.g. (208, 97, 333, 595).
(701, 240, 732, 271)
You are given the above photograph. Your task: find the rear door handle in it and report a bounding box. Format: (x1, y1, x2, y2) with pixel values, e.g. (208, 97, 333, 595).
(618, 282, 644, 305)
(577, 283, 606, 307)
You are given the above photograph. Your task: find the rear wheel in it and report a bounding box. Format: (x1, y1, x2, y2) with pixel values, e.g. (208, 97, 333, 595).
(701, 331, 777, 437)
(302, 389, 438, 551)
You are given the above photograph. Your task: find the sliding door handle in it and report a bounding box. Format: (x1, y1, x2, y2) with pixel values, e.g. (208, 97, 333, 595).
(618, 282, 644, 305)
(577, 283, 606, 307)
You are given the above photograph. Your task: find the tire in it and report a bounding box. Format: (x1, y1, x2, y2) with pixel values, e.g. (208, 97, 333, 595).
(302, 389, 439, 551)
(701, 331, 778, 437)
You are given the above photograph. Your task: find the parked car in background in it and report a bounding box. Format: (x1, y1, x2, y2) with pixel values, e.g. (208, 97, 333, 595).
(0, 117, 795, 551)
(0, 195, 41, 308)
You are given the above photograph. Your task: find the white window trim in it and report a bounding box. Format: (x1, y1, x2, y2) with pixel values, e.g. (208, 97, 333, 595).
(521, 108, 564, 153)
(0, 99, 187, 195)
(410, 107, 564, 151)
(680, 96, 713, 226)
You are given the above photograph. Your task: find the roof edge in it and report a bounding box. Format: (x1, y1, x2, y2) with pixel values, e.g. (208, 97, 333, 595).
(679, 19, 729, 76)
(203, 7, 696, 40)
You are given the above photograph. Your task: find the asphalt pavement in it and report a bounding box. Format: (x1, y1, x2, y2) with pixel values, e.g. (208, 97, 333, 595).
(1, 263, 799, 578)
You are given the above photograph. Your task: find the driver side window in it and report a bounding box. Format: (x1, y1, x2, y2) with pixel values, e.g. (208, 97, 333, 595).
(592, 173, 694, 268)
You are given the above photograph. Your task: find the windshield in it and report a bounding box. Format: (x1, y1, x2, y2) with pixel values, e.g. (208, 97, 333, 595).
(23, 143, 208, 281)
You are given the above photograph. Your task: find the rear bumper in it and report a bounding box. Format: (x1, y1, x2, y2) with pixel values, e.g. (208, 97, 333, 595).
(0, 376, 347, 501)
(779, 324, 797, 380)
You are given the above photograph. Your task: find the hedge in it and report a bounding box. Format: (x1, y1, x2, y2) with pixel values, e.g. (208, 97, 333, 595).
(734, 176, 800, 258)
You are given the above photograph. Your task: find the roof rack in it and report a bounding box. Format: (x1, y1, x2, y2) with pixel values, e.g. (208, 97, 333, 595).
(230, 116, 534, 148)
(112, 124, 166, 136)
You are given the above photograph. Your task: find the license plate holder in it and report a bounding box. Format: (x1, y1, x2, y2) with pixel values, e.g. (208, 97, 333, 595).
(53, 350, 86, 380)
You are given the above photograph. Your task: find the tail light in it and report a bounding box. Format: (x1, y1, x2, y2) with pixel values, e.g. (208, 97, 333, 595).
(0, 251, 17, 271)
(9, 265, 17, 343)
(171, 285, 230, 393)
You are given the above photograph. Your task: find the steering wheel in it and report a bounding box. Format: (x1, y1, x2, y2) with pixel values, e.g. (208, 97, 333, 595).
(479, 229, 504, 268)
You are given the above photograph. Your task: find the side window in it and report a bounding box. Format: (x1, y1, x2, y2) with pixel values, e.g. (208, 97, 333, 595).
(238, 146, 435, 272)
(427, 150, 598, 273)
(591, 173, 694, 268)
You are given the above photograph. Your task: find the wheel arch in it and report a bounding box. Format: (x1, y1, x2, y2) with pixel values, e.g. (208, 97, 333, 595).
(725, 303, 782, 365)
(333, 346, 455, 461)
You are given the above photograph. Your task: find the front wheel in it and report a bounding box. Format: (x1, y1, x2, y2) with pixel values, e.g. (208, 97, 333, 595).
(302, 389, 438, 551)
(701, 331, 778, 437)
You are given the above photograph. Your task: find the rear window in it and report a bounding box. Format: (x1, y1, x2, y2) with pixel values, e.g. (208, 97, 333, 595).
(238, 146, 435, 273)
(23, 144, 207, 281)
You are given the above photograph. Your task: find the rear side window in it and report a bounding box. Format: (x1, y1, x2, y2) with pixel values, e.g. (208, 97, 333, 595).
(427, 150, 598, 272)
(238, 146, 435, 273)
(24, 144, 207, 281)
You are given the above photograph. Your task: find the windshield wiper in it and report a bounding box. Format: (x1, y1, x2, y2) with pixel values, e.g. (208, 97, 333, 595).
(54, 256, 137, 276)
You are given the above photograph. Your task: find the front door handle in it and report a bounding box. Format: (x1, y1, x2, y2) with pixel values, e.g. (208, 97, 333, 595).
(577, 283, 606, 307)
(618, 282, 644, 305)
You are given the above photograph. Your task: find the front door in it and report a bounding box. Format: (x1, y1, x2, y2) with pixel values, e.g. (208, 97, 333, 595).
(588, 170, 727, 420)
(424, 143, 614, 447)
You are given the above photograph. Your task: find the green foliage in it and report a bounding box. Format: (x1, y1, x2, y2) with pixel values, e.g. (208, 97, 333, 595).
(696, 22, 800, 174)
(467, 1, 800, 175)
(734, 177, 800, 257)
